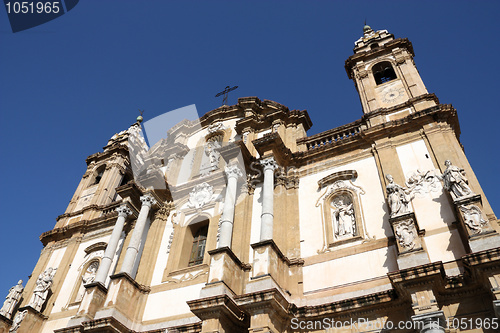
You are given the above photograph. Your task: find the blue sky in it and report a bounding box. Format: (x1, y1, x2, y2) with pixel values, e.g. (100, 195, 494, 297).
(0, 1, 499, 295)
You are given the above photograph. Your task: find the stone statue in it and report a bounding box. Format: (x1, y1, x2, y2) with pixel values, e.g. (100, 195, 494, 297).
(75, 261, 99, 302)
(386, 174, 411, 217)
(9, 310, 27, 333)
(28, 267, 56, 312)
(0, 280, 23, 319)
(205, 140, 221, 170)
(331, 196, 355, 237)
(442, 160, 473, 199)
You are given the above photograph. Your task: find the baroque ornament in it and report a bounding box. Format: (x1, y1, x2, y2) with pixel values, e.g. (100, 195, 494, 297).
(405, 169, 442, 197)
(460, 205, 488, 234)
(394, 219, 417, 250)
(188, 183, 215, 209)
(207, 121, 225, 134)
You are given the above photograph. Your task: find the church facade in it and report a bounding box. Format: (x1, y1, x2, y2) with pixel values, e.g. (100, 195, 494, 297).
(1, 26, 499, 333)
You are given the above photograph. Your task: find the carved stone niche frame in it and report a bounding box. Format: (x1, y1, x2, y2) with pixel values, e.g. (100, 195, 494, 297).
(316, 171, 368, 249)
(389, 212, 424, 255)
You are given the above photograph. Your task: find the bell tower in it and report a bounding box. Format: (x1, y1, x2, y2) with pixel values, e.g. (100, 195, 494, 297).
(345, 25, 437, 120)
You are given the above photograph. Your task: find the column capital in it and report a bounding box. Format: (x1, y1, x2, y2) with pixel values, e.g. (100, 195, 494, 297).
(140, 194, 157, 208)
(224, 164, 243, 179)
(116, 205, 132, 218)
(411, 311, 446, 333)
(260, 157, 278, 171)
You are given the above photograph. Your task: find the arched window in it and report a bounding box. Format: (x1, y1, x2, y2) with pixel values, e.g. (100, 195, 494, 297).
(92, 165, 106, 185)
(188, 225, 208, 266)
(372, 61, 397, 85)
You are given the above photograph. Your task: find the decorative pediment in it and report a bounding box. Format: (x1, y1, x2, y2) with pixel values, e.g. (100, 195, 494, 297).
(317, 170, 358, 189)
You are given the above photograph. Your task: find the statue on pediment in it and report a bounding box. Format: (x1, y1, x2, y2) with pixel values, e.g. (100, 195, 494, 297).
(28, 267, 56, 312)
(386, 174, 411, 217)
(442, 160, 473, 199)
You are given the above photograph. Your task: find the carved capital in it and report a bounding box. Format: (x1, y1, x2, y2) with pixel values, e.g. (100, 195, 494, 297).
(260, 157, 278, 172)
(116, 205, 132, 218)
(140, 194, 157, 208)
(224, 165, 243, 179)
(154, 206, 170, 222)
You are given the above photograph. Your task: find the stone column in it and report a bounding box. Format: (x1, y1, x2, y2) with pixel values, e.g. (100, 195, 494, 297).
(120, 194, 157, 276)
(260, 157, 278, 241)
(95, 204, 132, 285)
(218, 165, 243, 248)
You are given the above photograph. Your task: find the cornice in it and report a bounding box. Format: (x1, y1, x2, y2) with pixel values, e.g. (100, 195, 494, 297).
(41, 202, 138, 246)
(345, 38, 415, 79)
(252, 132, 293, 167)
(294, 103, 459, 166)
(86, 143, 129, 166)
(295, 289, 397, 318)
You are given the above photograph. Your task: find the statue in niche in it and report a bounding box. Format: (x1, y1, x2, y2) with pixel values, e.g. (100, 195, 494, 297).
(331, 195, 356, 237)
(204, 139, 221, 171)
(442, 160, 473, 199)
(395, 220, 416, 250)
(386, 174, 411, 217)
(75, 261, 99, 302)
(0, 280, 23, 319)
(460, 205, 488, 234)
(28, 267, 56, 312)
(9, 309, 27, 333)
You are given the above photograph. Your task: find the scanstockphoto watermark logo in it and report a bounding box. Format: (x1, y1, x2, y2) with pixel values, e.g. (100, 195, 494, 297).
(3, 0, 79, 33)
(290, 317, 436, 331)
(127, 105, 248, 210)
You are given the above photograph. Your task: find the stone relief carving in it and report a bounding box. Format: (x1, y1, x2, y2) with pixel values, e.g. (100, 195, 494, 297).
(405, 169, 442, 196)
(0, 280, 23, 319)
(331, 195, 356, 238)
(386, 174, 411, 217)
(188, 183, 216, 209)
(8, 309, 27, 333)
(165, 270, 208, 284)
(28, 267, 57, 312)
(442, 160, 473, 199)
(394, 219, 417, 250)
(166, 229, 175, 254)
(460, 205, 488, 234)
(207, 121, 225, 134)
(166, 211, 179, 254)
